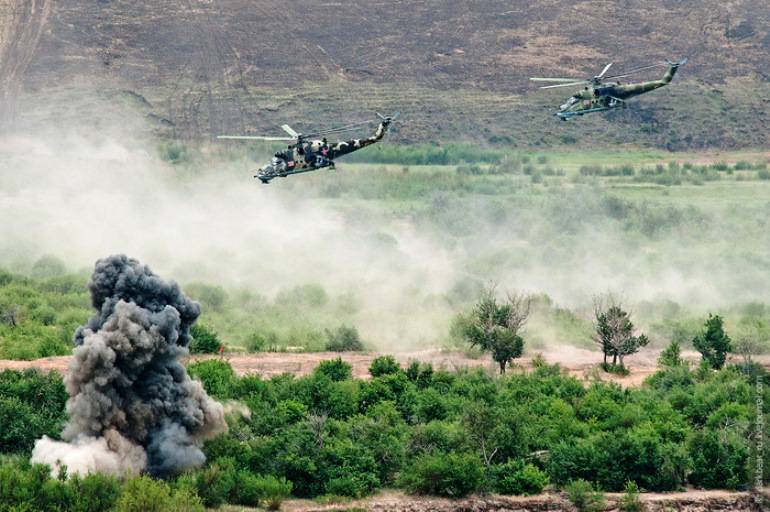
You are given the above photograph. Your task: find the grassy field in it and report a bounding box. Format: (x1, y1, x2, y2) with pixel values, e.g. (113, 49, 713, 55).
(2, 144, 769, 358)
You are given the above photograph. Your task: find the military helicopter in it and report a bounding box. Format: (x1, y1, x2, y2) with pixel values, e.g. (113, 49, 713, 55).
(218, 112, 399, 183)
(531, 58, 687, 120)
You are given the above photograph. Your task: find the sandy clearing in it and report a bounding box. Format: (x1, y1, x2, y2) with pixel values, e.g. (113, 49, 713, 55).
(1, 347, 764, 388)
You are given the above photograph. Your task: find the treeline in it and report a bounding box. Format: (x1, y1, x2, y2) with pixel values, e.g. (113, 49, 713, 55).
(1, 355, 767, 510)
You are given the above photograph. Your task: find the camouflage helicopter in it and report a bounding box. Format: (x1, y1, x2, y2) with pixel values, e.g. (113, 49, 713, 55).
(531, 58, 687, 120)
(218, 112, 399, 183)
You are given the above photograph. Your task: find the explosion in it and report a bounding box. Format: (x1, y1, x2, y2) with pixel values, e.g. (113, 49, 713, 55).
(32, 255, 226, 476)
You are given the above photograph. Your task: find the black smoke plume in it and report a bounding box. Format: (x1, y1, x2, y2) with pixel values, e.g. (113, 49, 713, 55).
(32, 255, 226, 476)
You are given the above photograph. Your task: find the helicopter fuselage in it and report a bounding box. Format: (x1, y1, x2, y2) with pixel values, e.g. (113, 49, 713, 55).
(256, 121, 390, 183)
(557, 62, 682, 120)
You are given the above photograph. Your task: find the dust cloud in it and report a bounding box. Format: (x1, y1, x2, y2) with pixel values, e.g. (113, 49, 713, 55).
(0, 110, 768, 348)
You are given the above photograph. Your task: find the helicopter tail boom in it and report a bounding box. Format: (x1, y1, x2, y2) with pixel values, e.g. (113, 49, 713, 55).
(662, 57, 688, 83)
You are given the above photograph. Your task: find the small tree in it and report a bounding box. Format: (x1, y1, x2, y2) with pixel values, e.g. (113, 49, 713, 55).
(618, 480, 644, 512)
(658, 340, 683, 368)
(593, 295, 649, 371)
(462, 287, 529, 374)
(693, 314, 732, 369)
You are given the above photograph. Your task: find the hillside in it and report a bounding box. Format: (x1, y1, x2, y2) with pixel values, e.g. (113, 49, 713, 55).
(2, 0, 770, 148)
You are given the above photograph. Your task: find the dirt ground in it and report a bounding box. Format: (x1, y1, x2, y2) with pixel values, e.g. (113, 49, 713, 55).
(223, 488, 769, 512)
(1, 346, 765, 388)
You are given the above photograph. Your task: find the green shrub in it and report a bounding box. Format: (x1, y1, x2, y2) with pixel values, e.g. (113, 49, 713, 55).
(325, 325, 364, 352)
(226, 471, 291, 509)
(189, 323, 221, 354)
(658, 340, 683, 368)
(158, 140, 194, 165)
(565, 479, 606, 512)
(734, 160, 752, 170)
(115, 475, 204, 512)
(491, 459, 549, 495)
(757, 169, 770, 180)
(369, 356, 401, 377)
(315, 358, 353, 382)
(618, 480, 643, 512)
(688, 429, 748, 489)
(0, 370, 66, 454)
(193, 463, 236, 508)
(398, 452, 483, 497)
(68, 472, 122, 512)
(186, 359, 236, 398)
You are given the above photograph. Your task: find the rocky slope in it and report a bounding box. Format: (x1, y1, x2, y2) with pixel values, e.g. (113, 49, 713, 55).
(2, 1, 769, 147)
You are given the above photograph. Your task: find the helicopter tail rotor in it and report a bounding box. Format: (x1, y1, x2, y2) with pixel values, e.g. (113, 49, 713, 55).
(666, 57, 688, 67)
(376, 111, 401, 124)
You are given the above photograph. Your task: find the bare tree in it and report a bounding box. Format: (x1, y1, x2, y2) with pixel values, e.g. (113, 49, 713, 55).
(505, 291, 532, 336)
(733, 320, 769, 366)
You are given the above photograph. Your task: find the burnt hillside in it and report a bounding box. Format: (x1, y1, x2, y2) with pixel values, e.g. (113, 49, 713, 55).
(3, 0, 770, 148)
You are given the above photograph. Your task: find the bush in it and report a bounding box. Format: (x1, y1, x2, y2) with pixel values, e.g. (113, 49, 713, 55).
(491, 459, 550, 495)
(688, 429, 748, 489)
(186, 359, 236, 398)
(757, 169, 770, 180)
(189, 323, 221, 354)
(398, 452, 483, 497)
(254, 474, 292, 510)
(325, 325, 364, 352)
(565, 479, 606, 512)
(618, 480, 643, 512)
(315, 358, 353, 382)
(369, 356, 402, 377)
(69, 472, 123, 512)
(193, 463, 235, 508)
(116, 476, 204, 512)
(658, 340, 683, 367)
(0, 370, 66, 453)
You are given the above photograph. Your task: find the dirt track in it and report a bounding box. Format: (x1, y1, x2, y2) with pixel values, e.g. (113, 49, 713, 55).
(0, 346, 746, 388)
(256, 488, 770, 512)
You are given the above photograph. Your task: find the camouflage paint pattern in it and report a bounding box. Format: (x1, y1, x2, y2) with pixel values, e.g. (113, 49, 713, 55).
(256, 119, 391, 182)
(558, 61, 684, 119)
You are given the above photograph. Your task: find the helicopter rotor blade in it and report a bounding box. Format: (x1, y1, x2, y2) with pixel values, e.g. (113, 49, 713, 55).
(281, 124, 300, 138)
(376, 111, 401, 122)
(603, 62, 670, 80)
(597, 62, 613, 78)
(530, 77, 584, 82)
(304, 116, 391, 138)
(217, 135, 295, 141)
(539, 81, 588, 89)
